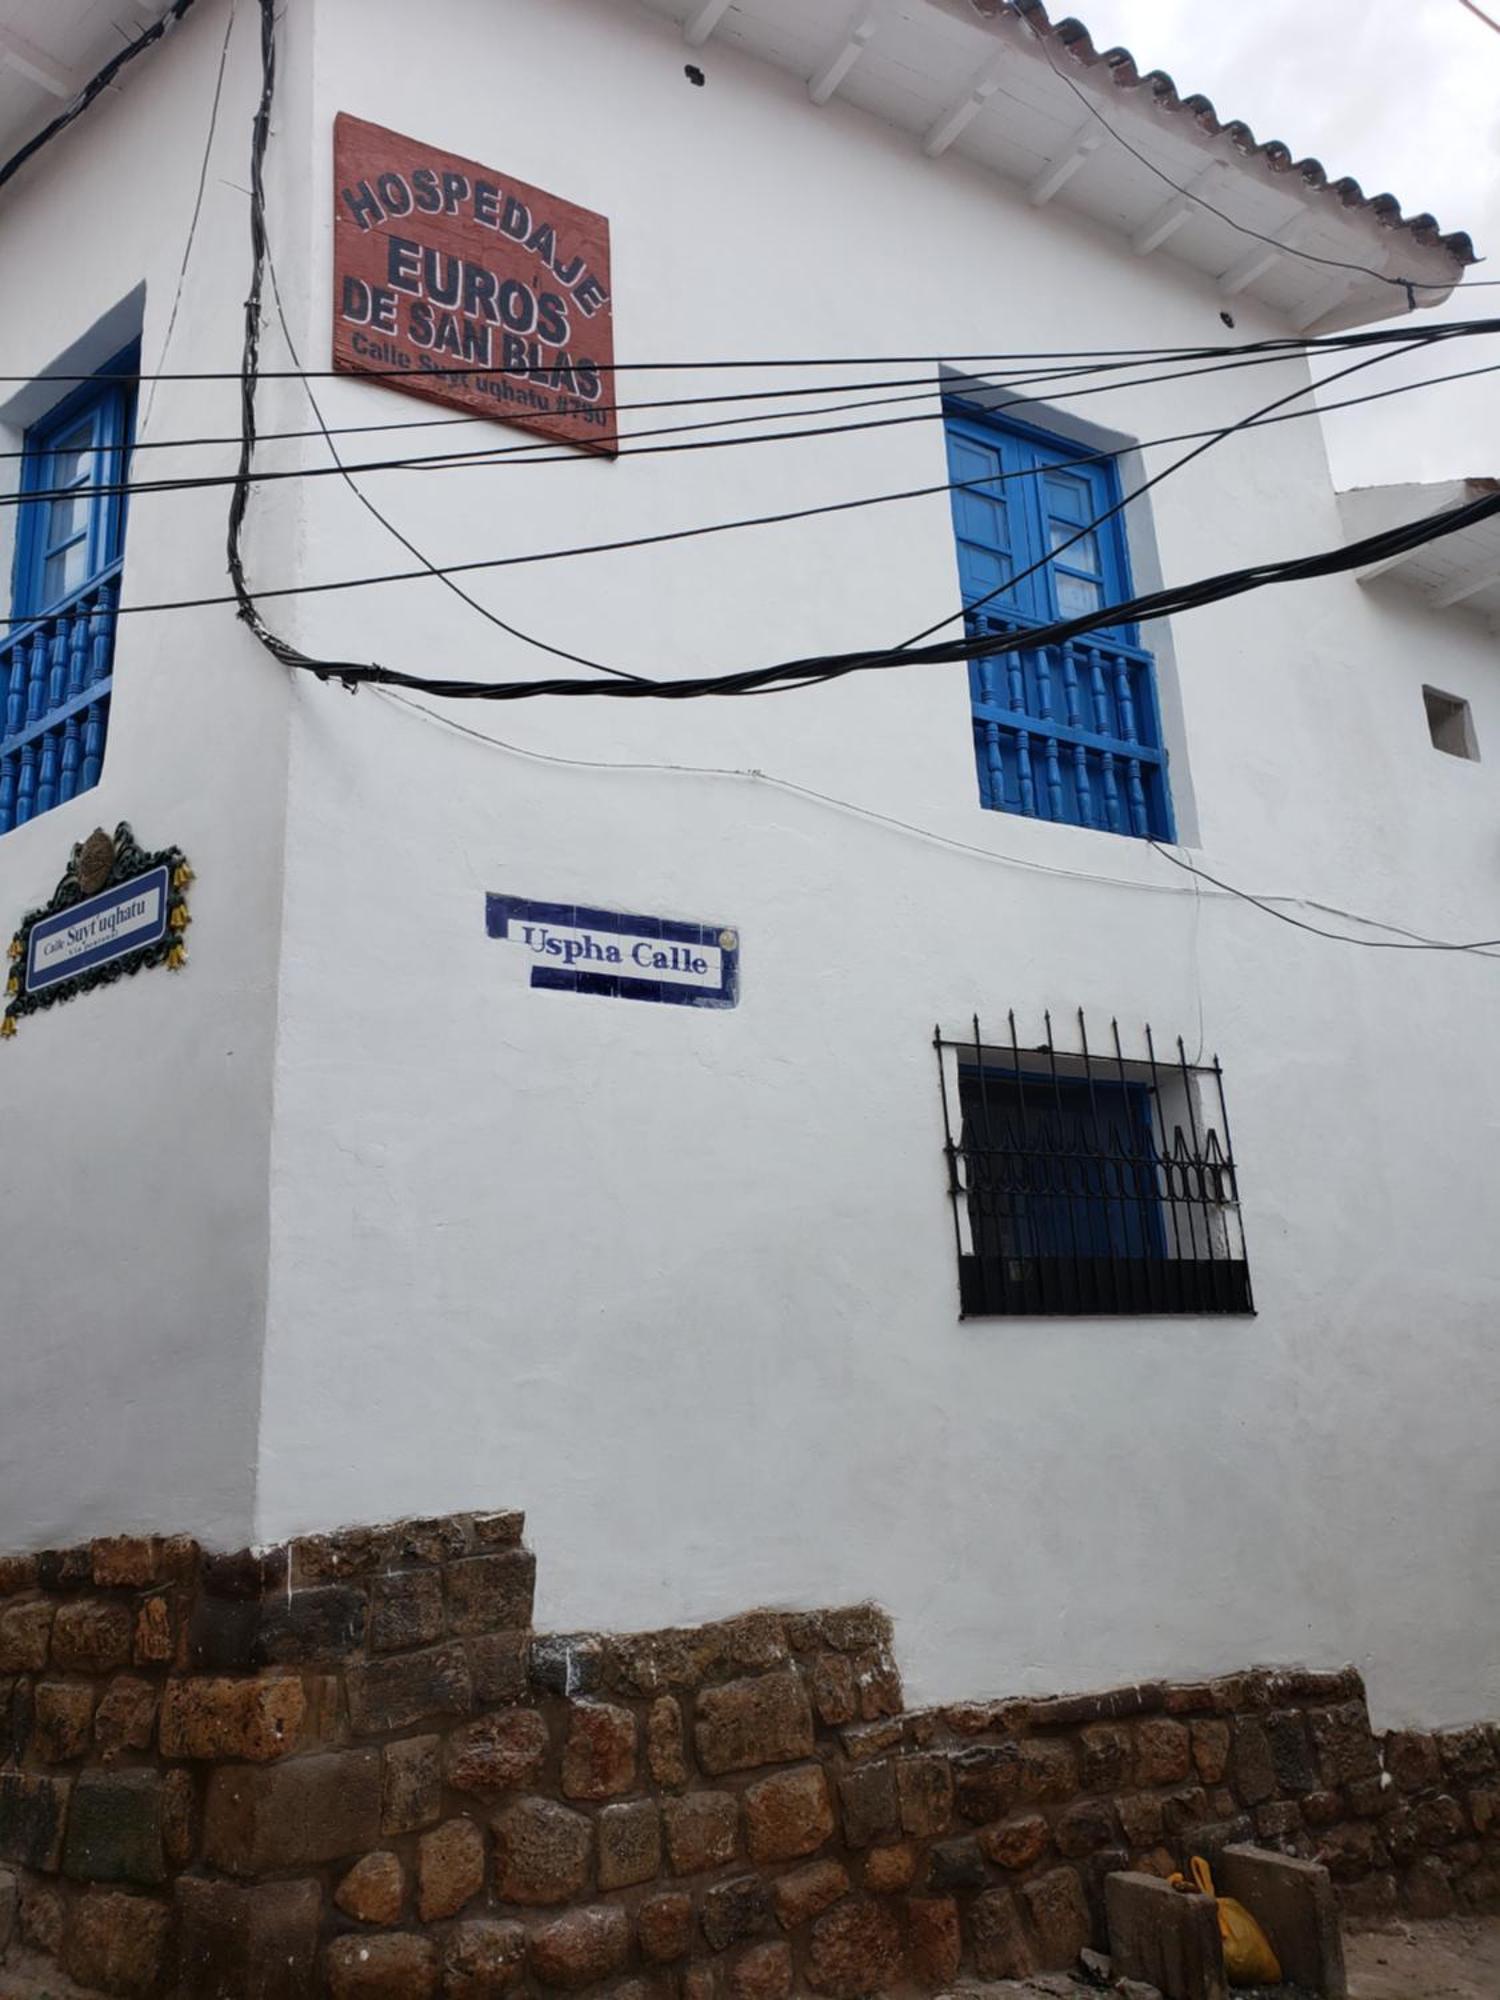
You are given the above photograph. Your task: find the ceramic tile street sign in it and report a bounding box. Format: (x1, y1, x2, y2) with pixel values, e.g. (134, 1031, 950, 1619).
(487, 893, 738, 1009)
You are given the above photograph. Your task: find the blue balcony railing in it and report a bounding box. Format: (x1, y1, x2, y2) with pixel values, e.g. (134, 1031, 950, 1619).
(0, 559, 121, 835)
(968, 608, 1174, 841)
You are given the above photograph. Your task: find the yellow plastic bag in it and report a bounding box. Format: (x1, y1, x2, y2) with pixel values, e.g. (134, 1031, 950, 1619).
(1170, 1856, 1282, 1987)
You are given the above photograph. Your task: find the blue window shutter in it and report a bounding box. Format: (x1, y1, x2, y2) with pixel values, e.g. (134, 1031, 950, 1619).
(0, 346, 136, 836)
(944, 401, 1175, 841)
(960, 1070, 1168, 1265)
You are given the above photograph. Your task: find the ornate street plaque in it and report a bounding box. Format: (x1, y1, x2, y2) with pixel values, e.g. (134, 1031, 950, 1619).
(4, 823, 192, 1039)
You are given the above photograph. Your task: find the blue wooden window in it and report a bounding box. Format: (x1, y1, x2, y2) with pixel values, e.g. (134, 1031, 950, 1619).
(944, 402, 1174, 840)
(0, 348, 135, 834)
(959, 1068, 1165, 1265)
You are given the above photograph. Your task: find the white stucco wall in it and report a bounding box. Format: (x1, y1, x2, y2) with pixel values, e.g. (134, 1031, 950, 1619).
(2, 0, 1495, 1731)
(242, 0, 1500, 1727)
(0, 0, 295, 1551)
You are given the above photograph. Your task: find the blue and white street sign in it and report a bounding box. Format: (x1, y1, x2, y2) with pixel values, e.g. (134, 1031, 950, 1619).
(26, 865, 170, 994)
(486, 893, 739, 1009)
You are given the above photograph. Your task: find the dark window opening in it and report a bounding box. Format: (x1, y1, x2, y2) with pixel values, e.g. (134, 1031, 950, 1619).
(935, 1011, 1253, 1317)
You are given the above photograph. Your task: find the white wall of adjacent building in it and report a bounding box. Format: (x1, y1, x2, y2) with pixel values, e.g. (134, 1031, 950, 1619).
(0, 0, 297, 1555)
(0, 0, 1496, 1729)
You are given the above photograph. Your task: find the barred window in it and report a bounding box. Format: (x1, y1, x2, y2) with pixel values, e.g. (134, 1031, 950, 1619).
(935, 1012, 1252, 1317)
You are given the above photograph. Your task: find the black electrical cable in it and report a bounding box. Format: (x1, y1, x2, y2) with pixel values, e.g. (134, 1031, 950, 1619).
(227, 429, 1500, 701)
(0, 327, 1431, 464)
(785, 479, 1500, 700)
(896, 325, 1435, 653)
(212, 0, 1500, 674)
(404, 476, 1500, 696)
(0, 309, 1465, 461)
(10, 312, 1498, 389)
(225, 0, 286, 667)
(12, 349, 1498, 631)
(5, 355, 1197, 458)
(0, 363, 1136, 478)
(218, 0, 1500, 718)
(0, 345, 1300, 507)
(13, 318, 1498, 513)
(1147, 842, 1500, 952)
(6, 7, 1487, 962)
(263, 245, 643, 682)
(0, 0, 202, 197)
(206, 0, 1496, 704)
(10, 0, 1493, 975)
(1020, 8, 1497, 298)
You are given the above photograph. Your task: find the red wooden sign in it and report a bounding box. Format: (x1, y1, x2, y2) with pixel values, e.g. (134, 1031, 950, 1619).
(332, 113, 617, 454)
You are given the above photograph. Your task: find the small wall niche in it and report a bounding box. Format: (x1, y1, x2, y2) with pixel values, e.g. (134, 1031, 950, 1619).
(1423, 686, 1480, 761)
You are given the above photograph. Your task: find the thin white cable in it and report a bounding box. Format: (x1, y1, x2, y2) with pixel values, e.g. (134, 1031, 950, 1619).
(370, 687, 1494, 954)
(141, 0, 237, 431)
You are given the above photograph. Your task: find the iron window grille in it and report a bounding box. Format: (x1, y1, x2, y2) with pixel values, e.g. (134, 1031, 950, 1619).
(935, 1011, 1252, 1317)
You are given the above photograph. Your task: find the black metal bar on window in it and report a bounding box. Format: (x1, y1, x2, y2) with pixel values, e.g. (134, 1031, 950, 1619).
(1210, 1050, 1254, 1312)
(1108, 1016, 1149, 1316)
(1077, 1008, 1122, 1317)
(934, 1024, 969, 1315)
(973, 1012, 1012, 1317)
(1143, 1021, 1187, 1316)
(1005, 1008, 1048, 1316)
(939, 1008, 1253, 1319)
(1175, 1029, 1214, 1278)
(1042, 1009, 1087, 1315)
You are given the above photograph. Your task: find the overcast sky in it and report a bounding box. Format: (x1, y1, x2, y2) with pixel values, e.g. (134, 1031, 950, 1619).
(1072, 0, 1500, 491)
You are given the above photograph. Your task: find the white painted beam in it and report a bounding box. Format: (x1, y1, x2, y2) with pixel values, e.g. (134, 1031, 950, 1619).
(922, 54, 1007, 159)
(1218, 222, 1304, 297)
(1290, 276, 1354, 332)
(1131, 163, 1228, 256)
(0, 25, 76, 98)
(1132, 193, 1193, 256)
(684, 0, 732, 48)
(1218, 245, 1281, 296)
(1431, 561, 1500, 609)
(1026, 124, 1101, 207)
(808, 9, 879, 106)
(1353, 548, 1420, 584)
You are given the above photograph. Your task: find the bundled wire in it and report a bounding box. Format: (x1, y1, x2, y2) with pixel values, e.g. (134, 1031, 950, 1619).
(216, 5, 1500, 705)
(268, 479, 1500, 700)
(263, 243, 641, 680)
(9, 0, 1494, 958)
(226, 0, 289, 670)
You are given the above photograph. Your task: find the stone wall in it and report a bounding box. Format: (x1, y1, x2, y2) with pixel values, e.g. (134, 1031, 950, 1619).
(0, 1511, 1496, 1997)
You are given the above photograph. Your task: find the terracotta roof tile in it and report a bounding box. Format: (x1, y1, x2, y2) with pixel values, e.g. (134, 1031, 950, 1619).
(967, 0, 1477, 267)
